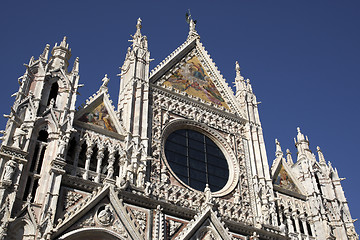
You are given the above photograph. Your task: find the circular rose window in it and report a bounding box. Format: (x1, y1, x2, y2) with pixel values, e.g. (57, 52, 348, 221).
(164, 129, 229, 192)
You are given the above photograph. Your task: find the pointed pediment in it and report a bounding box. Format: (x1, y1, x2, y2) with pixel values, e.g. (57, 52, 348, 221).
(175, 206, 232, 240)
(150, 38, 245, 119)
(272, 159, 306, 196)
(53, 186, 143, 240)
(75, 91, 125, 137)
(162, 55, 230, 110)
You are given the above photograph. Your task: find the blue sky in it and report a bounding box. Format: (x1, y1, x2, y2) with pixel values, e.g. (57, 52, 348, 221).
(1, 0, 359, 231)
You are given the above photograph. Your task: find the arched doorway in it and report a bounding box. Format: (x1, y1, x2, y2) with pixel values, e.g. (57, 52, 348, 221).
(58, 228, 124, 240)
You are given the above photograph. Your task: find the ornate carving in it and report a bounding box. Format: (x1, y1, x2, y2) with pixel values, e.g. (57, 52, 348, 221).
(168, 219, 183, 237)
(64, 190, 83, 210)
(112, 219, 129, 239)
(2, 158, 17, 183)
(77, 214, 95, 227)
(130, 208, 147, 233)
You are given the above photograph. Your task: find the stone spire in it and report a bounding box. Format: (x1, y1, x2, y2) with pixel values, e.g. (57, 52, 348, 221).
(275, 139, 283, 158)
(286, 149, 294, 165)
(234, 61, 246, 94)
(317, 146, 326, 165)
(39, 44, 50, 61)
(71, 57, 79, 74)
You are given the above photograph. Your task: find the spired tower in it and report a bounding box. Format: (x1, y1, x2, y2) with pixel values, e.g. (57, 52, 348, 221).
(0, 17, 357, 240)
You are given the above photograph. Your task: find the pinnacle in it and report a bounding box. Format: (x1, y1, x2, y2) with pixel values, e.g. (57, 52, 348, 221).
(60, 36, 68, 48)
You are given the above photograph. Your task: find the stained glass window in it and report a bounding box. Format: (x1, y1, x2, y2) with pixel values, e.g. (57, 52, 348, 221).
(165, 129, 229, 192)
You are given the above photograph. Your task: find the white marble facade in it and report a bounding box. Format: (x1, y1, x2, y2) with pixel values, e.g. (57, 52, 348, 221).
(0, 17, 357, 240)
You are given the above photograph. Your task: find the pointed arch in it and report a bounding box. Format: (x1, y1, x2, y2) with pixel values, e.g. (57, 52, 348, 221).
(47, 81, 59, 106)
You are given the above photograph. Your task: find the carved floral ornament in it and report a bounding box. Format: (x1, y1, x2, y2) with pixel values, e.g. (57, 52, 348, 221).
(160, 119, 240, 197)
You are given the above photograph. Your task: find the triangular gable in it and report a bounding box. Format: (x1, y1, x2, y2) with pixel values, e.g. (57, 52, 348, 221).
(162, 55, 230, 110)
(175, 205, 232, 240)
(53, 186, 143, 240)
(150, 37, 246, 119)
(74, 90, 125, 136)
(272, 159, 306, 195)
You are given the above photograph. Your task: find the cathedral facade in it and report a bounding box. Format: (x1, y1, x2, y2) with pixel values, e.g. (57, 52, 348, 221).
(0, 17, 357, 240)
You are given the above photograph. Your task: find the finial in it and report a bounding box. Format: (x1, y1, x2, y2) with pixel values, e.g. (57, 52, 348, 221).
(296, 126, 306, 142)
(136, 18, 142, 30)
(235, 61, 243, 80)
(134, 18, 142, 38)
(286, 149, 294, 165)
(40, 44, 50, 60)
(275, 139, 283, 158)
(72, 57, 79, 74)
(235, 61, 240, 71)
(317, 146, 326, 164)
(234, 61, 246, 93)
(60, 36, 67, 48)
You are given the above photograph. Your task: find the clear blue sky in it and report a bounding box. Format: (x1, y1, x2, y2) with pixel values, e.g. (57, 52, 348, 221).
(1, 0, 359, 231)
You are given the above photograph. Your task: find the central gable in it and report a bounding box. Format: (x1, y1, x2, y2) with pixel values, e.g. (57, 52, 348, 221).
(150, 37, 246, 119)
(162, 56, 229, 110)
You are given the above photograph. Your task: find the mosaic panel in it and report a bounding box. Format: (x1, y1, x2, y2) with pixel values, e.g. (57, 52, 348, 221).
(163, 56, 229, 109)
(79, 102, 116, 132)
(274, 165, 300, 193)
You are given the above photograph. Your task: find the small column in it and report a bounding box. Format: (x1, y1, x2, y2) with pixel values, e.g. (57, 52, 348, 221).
(83, 145, 93, 180)
(285, 209, 294, 233)
(95, 148, 104, 183)
(293, 212, 300, 236)
(300, 214, 309, 236)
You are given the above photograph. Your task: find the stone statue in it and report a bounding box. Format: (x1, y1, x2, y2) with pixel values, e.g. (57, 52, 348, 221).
(57, 136, 67, 158)
(2, 158, 17, 182)
(204, 184, 212, 204)
(101, 74, 110, 88)
(136, 164, 145, 187)
(12, 125, 27, 149)
(106, 164, 114, 179)
(97, 205, 113, 225)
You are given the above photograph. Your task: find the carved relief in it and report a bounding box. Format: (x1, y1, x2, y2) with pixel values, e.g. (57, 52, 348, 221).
(130, 208, 147, 233)
(96, 204, 113, 226)
(77, 214, 95, 227)
(112, 219, 129, 239)
(167, 219, 183, 238)
(64, 190, 83, 210)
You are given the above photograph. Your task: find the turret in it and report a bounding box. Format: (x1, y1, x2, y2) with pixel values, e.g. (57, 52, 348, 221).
(0, 37, 80, 235)
(49, 36, 72, 70)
